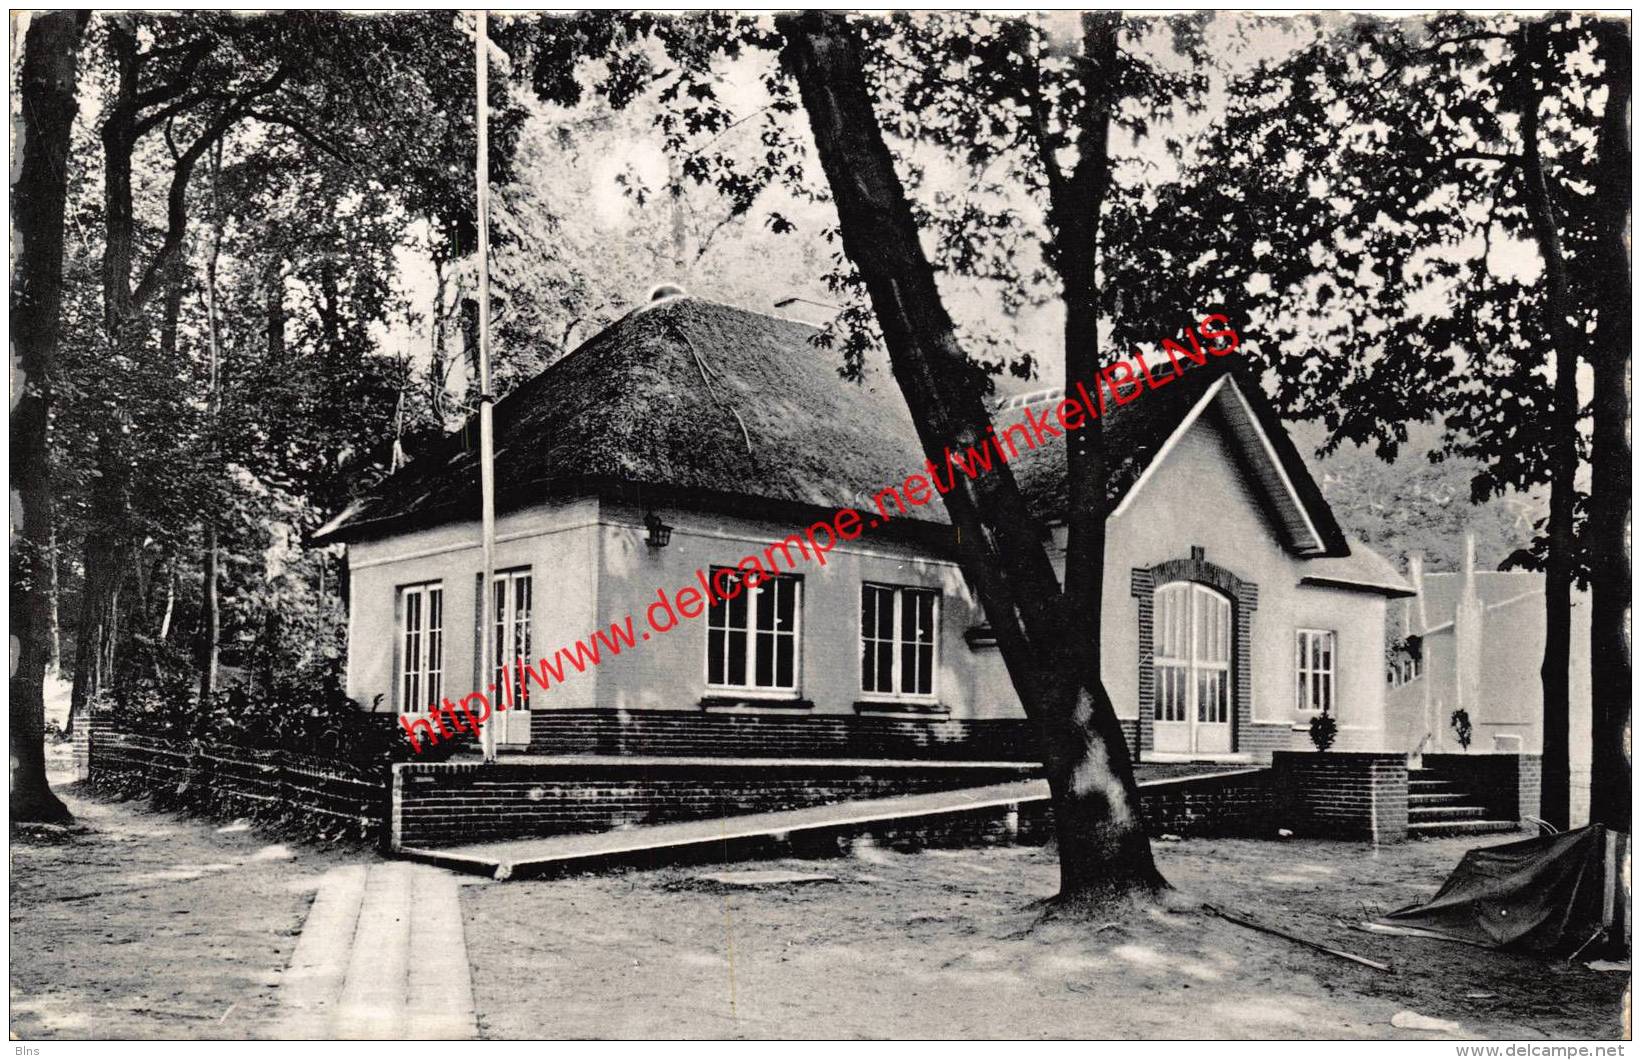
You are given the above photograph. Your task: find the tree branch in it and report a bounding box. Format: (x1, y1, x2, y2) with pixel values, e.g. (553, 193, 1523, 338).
(244, 109, 358, 166)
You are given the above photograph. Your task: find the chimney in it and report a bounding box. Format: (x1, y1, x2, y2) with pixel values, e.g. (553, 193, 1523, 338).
(1405, 551, 1426, 634)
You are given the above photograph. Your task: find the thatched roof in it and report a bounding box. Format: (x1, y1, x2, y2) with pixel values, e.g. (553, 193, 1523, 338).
(316, 296, 1351, 563)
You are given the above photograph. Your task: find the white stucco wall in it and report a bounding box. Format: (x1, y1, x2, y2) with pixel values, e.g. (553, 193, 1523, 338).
(344, 497, 601, 714)
(341, 403, 1397, 752)
(588, 497, 1014, 719)
(1087, 405, 1390, 748)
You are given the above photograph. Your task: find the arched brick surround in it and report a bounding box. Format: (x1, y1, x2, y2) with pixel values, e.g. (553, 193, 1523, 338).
(1130, 546, 1259, 758)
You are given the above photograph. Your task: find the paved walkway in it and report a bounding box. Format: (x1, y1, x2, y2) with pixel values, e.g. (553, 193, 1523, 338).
(272, 862, 477, 1040)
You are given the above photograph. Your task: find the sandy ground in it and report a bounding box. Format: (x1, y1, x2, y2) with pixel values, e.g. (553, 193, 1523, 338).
(9, 762, 369, 1040)
(462, 836, 1631, 1040)
(10, 754, 1630, 1041)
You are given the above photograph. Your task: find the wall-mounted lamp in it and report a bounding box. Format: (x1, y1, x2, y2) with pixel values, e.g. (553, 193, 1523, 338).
(644, 511, 673, 549)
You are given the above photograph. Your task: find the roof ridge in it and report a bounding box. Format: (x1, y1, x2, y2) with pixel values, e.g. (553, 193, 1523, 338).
(634, 293, 824, 334)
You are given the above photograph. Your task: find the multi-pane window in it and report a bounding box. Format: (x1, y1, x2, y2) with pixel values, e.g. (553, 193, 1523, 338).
(1153, 582, 1230, 726)
(706, 568, 799, 692)
(398, 582, 444, 712)
(1296, 629, 1337, 715)
(861, 584, 938, 699)
(489, 569, 532, 707)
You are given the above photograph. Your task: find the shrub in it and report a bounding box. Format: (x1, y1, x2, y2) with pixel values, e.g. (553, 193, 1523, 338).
(1450, 707, 1473, 751)
(1308, 705, 1338, 752)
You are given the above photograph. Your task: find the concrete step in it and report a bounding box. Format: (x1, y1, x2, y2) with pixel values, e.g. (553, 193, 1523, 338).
(1408, 819, 1521, 838)
(1408, 791, 1472, 807)
(1408, 804, 1490, 822)
(1408, 776, 1461, 791)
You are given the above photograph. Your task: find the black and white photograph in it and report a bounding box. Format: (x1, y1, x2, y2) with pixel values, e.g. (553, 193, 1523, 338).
(7, 6, 1633, 1042)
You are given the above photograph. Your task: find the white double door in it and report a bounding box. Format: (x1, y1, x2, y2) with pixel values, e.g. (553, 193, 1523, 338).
(1152, 581, 1232, 754)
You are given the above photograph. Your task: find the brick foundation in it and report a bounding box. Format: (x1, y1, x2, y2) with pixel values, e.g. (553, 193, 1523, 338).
(1271, 751, 1408, 842)
(528, 708, 1037, 761)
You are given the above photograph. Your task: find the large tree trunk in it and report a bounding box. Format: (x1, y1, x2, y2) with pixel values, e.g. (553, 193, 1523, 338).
(10, 10, 89, 823)
(1517, 21, 1576, 830)
(778, 11, 1164, 900)
(1586, 20, 1631, 833)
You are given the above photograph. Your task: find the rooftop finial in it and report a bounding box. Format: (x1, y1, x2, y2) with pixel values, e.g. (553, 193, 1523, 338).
(648, 283, 686, 303)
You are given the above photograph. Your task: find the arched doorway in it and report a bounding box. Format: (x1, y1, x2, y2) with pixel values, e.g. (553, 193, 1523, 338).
(1152, 581, 1232, 753)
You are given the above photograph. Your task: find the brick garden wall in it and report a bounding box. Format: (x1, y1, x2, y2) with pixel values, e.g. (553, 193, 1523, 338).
(1140, 769, 1273, 838)
(391, 761, 1036, 848)
(392, 761, 1277, 850)
(1270, 751, 1408, 842)
(529, 709, 1038, 761)
(88, 718, 387, 842)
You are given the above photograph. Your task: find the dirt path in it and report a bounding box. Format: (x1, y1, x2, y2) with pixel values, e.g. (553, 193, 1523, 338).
(10, 779, 370, 1040)
(462, 836, 1629, 1040)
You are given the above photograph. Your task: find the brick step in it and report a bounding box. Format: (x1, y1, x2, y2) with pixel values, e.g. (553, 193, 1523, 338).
(1408, 804, 1490, 822)
(1407, 791, 1473, 807)
(1408, 819, 1521, 838)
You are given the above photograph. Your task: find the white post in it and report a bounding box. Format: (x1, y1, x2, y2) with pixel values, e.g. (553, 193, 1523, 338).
(476, 10, 498, 763)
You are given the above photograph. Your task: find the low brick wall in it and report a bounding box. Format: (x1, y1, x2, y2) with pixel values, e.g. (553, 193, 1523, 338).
(1270, 751, 1408, 842)
(529, 708, 1037, 761)
(391, 761, 1036, 848)
(88, 722, 388, 842)
(1423, 753, 1542, 822)
(392, 761, 1275, 850)
(1141, 768, 1273, 837)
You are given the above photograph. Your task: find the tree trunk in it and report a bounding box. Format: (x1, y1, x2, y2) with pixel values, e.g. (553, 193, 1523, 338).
(1517, 21, 1576, 830)
(10, 9, 89, 823)
(1586, 20, 1631, 832)
(778, 11, 1164, 899)
(158, 564, 176, 643)
(46, 528, 62, 678)
(68, 525, 125, 723)
(197, 143, 225, 706)
(430, 249, 449, 422)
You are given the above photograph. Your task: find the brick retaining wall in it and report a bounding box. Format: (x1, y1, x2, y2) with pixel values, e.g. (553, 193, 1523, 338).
(392, 762, 1276, 850)
(391, 761, 1036, 848)
(1270, 751, 1408, 842)
(529, 708, 1038, 761)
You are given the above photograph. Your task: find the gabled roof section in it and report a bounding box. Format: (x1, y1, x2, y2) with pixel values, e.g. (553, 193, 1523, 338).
(1010, 370, 1351, 558)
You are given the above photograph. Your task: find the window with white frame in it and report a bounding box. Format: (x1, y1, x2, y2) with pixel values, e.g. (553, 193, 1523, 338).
(486, 569, 532, 707)
(706, 568, 800, 693)
(1296, 629, 1337, 715)
(397, 582, 443, 712)
(861, 584, 938, 699)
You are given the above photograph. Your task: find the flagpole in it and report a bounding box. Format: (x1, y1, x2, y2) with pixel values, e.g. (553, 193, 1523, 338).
(476, 10, 498, 764)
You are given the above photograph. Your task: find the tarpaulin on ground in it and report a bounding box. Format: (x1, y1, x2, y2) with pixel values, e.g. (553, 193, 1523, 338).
(1373, 825, 1627, 956)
